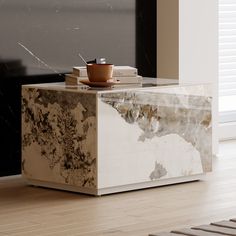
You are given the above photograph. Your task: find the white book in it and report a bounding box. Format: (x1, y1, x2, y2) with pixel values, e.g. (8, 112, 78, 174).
(73, 66, 138, 77)
(113, 75, 142, 84)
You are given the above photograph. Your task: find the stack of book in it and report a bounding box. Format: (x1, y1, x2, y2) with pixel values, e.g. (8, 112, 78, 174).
(65, 66, 142, 86)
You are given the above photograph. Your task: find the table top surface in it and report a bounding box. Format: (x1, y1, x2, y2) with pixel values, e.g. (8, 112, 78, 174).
(22, 78, 212, 96)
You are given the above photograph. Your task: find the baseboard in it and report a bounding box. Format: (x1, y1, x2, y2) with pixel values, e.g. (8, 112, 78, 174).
(219, 122, 236, 141)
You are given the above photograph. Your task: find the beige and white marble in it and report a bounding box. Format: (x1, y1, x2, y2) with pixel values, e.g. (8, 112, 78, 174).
(21, 80, 212, 195)
(22, 88, 97, 189)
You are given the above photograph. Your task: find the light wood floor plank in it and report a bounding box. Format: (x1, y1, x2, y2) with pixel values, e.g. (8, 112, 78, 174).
(149, 233, 181, 236)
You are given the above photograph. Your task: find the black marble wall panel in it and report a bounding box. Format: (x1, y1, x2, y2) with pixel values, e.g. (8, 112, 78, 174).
(0, 0, 136, 75)
(0, 70, 64, 177)
(136, 0, 157, 77)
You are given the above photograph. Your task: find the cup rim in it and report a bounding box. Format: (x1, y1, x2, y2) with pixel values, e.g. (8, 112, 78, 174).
(87, 63, 113, 66)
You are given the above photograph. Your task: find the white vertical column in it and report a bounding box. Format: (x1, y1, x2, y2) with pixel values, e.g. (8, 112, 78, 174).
(179, 0, 219, 155)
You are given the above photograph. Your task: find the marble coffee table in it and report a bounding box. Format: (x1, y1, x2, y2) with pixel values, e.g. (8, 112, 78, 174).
(21, 79, 212, 195)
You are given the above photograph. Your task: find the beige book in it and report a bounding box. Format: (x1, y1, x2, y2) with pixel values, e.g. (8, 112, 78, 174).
(65, 74, 82, 85)
(65, 74, 142, 85)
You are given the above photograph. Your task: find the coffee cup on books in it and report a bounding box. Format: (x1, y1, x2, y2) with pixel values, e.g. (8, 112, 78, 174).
(86, 63, 113, 82)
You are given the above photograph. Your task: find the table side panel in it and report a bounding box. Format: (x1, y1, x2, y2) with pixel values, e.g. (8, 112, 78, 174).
(21, 87, 97, 189)
(97, 86, 212, 189)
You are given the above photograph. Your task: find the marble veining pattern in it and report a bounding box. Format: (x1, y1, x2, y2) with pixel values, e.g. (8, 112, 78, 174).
(22, 88, 97, 188)
(99, 89, 212, 174)
(149, 162, 168, 180)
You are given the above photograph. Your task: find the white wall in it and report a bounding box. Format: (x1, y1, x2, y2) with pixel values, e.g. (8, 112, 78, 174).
(179, 0, 219, 155)
(157, 0, 218, 154)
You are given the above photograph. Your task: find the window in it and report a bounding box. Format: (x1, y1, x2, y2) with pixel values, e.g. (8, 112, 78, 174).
(219, 0, 236, 139)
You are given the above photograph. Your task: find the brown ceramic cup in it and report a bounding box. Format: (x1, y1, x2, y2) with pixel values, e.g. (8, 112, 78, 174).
(86, 63, 113, 82)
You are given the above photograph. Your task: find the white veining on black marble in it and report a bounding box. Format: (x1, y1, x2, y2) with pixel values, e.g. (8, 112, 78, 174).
(18, 42, 62, 76)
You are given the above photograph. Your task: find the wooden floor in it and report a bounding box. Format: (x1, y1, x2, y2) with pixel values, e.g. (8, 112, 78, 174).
(0, 140, 236, 236)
